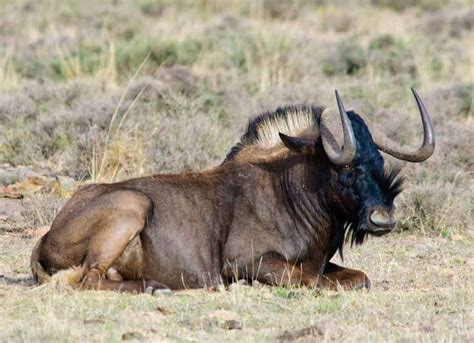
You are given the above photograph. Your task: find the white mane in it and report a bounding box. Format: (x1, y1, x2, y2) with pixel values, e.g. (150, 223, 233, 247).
(252, 109, 316, 148)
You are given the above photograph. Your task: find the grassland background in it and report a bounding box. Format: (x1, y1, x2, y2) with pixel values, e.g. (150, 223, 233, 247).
(0, 0, 472, 341)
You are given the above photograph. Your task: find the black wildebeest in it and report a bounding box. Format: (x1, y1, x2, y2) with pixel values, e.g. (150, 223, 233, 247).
(31, 89, 434, 292)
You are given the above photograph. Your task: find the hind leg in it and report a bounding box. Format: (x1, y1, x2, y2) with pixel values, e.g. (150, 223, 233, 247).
(80, 206, 169, 293)
(37, 189, 169, 293)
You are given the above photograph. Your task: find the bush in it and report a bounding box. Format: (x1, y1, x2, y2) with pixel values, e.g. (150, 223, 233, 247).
(322, 40, 366, 76)
(47, 38, 203, 81)
(371, 0, 444, 12)
(139, 0, 164, 17)
(397, 179, 472, 236)
(50, 42, 107, 80)
(116, 38, 203, 74)
(368, 34, 416, 77)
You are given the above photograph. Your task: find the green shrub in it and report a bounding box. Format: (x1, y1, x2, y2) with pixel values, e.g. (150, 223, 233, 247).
(116, 38, 203, 73)
(322, 39, 366, 76)
(139, 0, 164, 16)
(50, 42, 111, 80)
(368, 34, 416, 77)
(12, 58, 44, 79)
(47, 37, 203, 81)
(40, 133, 73, 159)
(0, 119, 39, 165)
(430, 57, 443, 79)
(371, 0, 444, 11)
(339, 40, 366, 75)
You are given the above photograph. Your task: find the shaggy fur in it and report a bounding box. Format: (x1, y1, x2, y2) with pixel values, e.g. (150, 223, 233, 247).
(226, 105, 405, 252)
(224, 105, 324, 161)
(31, 104, 406, 292)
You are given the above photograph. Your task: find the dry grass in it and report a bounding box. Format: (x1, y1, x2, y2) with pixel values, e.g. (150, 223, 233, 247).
(0, 231, 472, 341)
(0, 0, 473, 341)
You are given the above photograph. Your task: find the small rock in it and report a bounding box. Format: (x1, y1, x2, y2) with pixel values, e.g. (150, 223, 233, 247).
(207, 309, 240, 327)
(0, 165, 34, 186)
(121, 332, 144, 341)
(155, 305, 168, 314)
(222, 319, 242, 330)
(278, 320, 338, 341)
(0, 176, 46, 198)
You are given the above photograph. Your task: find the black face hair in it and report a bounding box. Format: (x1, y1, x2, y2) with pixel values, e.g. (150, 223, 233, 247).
(341, 167, 404, 249)
(346, 218, 369, 247)
(376, 167, 405, 203)
(329, 216, 368, 261)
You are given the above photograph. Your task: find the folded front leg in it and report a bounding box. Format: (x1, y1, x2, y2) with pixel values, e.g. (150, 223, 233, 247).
(225, 254, 370, 290)
(247, 253, 319, 287)
(319, 262, 371, 290)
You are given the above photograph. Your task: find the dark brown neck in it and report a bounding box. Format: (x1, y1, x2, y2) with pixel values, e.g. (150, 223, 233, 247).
(280, 156, 334, 244)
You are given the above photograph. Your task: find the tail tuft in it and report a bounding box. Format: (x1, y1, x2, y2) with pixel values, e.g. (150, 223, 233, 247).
(50, 266, 86, 290)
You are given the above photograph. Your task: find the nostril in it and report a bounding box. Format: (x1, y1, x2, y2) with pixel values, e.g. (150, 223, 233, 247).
(369, 209, 396, 228)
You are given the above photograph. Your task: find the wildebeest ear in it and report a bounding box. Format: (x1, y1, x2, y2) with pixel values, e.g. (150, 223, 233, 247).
(279, 132, 316, 154)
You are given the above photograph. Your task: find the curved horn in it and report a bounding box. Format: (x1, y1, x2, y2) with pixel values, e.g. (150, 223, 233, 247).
(320, 90, 357, 166)
(369, 88, 435, 162)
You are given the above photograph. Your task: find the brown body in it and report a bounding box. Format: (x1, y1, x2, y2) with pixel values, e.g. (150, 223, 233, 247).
(32, 154, 368, 291)
(31, 90, 434, 293)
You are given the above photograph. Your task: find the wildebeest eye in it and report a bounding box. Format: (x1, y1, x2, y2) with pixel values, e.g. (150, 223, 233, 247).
(339, 169, 356, 187)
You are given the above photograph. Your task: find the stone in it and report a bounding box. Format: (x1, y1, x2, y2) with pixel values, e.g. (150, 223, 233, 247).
(121, 332, 144, 341)
(222, 319, 242, 330)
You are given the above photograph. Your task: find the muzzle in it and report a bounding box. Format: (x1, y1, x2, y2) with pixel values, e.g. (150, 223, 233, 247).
(367, 206, 396, 235)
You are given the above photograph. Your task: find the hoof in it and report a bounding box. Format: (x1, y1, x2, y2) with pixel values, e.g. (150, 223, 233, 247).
(144, 280, 171, 295)
(144, 286, 172, 296)
(152, 288, 172, 296)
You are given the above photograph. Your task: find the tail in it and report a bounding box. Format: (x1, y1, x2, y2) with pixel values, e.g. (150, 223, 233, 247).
(31, 236, 85, 289)
(31, 237, 51, 284)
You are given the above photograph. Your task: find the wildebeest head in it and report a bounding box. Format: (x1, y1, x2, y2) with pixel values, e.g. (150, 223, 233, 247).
(280, 89, 435, 243)
(226, 89, 434, 245)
